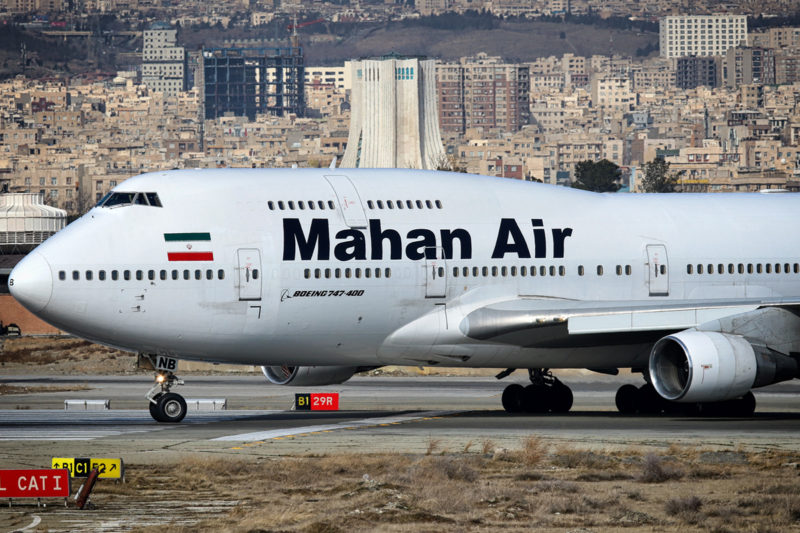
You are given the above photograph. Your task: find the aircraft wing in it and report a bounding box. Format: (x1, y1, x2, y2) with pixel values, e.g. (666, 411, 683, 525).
(458, 297, 800, 349)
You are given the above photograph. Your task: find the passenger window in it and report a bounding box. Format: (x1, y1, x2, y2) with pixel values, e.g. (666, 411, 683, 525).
(315, 268, 321, 279)
(510, 266, 517, 276)
(397, 200, 404, 209)
(375, 268, 381, 279)
(160, 270, 167, 280)
(112, 270, 119, 281)
(365, 268, 371, 278)
(473, 267, 479, 277)
(148, 270, 155, 280)
(501, 266, 507, 277)
(367, 200, 374, 209)
(627, 265, 633, 276)
(453, 267, 459, 277)
(530, 266, 537, 277)
(426, 200, 433, 209)
(325, 268, 331, 279)
(698, 264, 703, 274)
(766, 264, 772, 274)
(298, 201, 305, 210)
(407, 200, 413, 209)
(738, 264, 744, 274)
(218, 269, 225, 280)
(437, 266, 444, 278)
(707, 264, 713, 274)
(72, 270, 79, 280)
(482, 266, 488, 277)
(549, 266, 556, 276)
(560, 266, 566, 276)
(776, 264, 782, 274)
(195, 269, 201, 280)
(377, 200, 384, 209)
(308, 201, 315, 210)
(718, 264, 724, 274)
(206, 269, 213, 280)
(784, 263, 790, 274)
(268, 201, 275, 210)
(304, 269, 310, 279)
(616, 265, 622, 276)
(172, 270, 178, 280)
(597, 265, 603, 276)
(492, 266, 498, 277)
(345, 268, 352, 279)
(355, 268, 362, 279)
(99, 270, 106, 281)
(728, 264, 734, 274)
(757, 264, 763, 274)
(687, 264, 693, 274)
(136, 270, 143, 281)
(747, 264, 753, 274)
(578, 265, 584, 276)
(59, 271, 66, 281)
(335, 268, 341, 278)
(328, 201, 335, 209)
(463, 266, 469, 277)
(387, 201, 394, 209)
(540, 266, 547, 277)
(253, 269, 259, 280)
(659, 265, 665, 275)
(385, 268, 391, 278)
(278, 201, 285, 210)
(183, 270, 190, 280)
(435, 200, 442, 209)
(521, 266, 527, 276)
(795, 264, 799, 274)
(124, 270, 131, 281)
(318, 201, 325, 209)
(85, 270, 93, 280)
(416, 200, 423, 209)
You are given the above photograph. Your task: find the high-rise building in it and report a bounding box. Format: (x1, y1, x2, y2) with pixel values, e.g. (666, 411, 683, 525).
(675, 56, 720, 89)
(341, 57, 445, 170)
(436, 54, 530, 134)
(724, 46, 775, 88)
(660, 15, 748, 59)
(142, 23, 186, 96)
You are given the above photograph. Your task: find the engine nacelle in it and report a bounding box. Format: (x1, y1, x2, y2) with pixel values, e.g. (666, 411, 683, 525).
(649, 330, 798, 403)
(261, 365, 359, 386)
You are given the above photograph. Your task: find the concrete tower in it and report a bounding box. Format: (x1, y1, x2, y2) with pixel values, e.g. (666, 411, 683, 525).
(342, 57, 446, 170)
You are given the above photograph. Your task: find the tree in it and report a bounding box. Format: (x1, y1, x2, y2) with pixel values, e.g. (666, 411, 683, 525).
(640, 159, 680, 193)
(571, 159, 621, 192)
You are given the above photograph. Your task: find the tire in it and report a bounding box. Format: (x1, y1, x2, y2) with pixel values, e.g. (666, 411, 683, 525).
(501, 384, 525, 413)
(551, 382, 573, 413)
(523, 384, 548, 413)
(155, 392, 187, 423)
(149, 393, 163, 422)
(638, 384, 666, 415)
(615, 384, 640, 414)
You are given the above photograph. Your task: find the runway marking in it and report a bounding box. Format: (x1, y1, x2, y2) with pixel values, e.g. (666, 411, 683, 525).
(14, 514, 41, 532)
(213, 410, 463, 442)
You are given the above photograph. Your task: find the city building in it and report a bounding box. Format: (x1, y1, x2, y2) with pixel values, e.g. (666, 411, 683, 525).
(724, 46, 775, 88)
(201, 46, 305, 120)
(436, 54, 530, 134)
(659, 15, 748, 59)
(141, 23, 187, 96)
(675, 56, 720, 89)
(341, 57, 446, 169)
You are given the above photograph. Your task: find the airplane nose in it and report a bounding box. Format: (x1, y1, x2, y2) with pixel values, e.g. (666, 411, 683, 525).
(9, 252, 53, 314)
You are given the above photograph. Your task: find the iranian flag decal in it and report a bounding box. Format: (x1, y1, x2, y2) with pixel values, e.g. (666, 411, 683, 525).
(165, 232, 214, 261)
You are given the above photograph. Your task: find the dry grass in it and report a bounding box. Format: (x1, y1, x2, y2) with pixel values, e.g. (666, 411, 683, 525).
(27, 441, 787, 533)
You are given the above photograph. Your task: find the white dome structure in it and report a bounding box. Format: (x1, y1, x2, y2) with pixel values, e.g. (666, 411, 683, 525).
(0, 193, 67, 253)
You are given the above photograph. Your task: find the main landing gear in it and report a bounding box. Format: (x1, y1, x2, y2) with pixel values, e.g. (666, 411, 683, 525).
(614, 383, 756, 417)
(500, 368, 573, 414)
(146, 370, 187, 423)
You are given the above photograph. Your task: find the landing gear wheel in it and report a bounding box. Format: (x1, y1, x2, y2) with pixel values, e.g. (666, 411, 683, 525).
(149, 392, 163, 420)
(502, 384, 525, 413)
(154, 392, 187, 423)
(551, 380, 573, 413)
(615, 384, 639, 414)
(523, 384, 547, 413)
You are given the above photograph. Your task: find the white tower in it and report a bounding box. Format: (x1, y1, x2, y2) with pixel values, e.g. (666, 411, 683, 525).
(342, 57, 446, 170)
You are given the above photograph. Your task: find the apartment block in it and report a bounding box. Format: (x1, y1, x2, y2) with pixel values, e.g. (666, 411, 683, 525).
(660, 15, 748, 59)
(591, 76, 635, 111)
(142, 23, 186, 96)
(436, 54, 530, 134)
(676, 56, 720, 89)
(724, 46, 775, 88)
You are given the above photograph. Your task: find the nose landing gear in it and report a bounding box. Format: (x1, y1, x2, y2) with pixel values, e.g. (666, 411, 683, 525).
(500, 368, 573, 414)
(146, 371, 187, 423)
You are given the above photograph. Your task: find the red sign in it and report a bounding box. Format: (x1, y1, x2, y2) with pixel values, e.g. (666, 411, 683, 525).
(0, 469, 70, 498)
(295, 393, 339, 411)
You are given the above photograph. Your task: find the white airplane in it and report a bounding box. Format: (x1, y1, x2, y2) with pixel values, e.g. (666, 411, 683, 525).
(8, 168, 800, 423)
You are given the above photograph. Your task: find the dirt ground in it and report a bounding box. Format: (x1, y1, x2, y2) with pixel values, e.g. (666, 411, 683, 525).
(2, 442, 800, 532)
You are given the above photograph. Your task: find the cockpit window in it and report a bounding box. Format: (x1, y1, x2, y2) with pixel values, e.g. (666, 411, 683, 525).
(100, 192, 162, 208)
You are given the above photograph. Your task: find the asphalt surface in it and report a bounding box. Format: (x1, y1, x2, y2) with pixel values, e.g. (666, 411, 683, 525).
(2, 374, 800, 467)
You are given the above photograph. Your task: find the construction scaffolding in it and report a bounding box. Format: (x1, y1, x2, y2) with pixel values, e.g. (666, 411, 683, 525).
(201, 46, 305, 120)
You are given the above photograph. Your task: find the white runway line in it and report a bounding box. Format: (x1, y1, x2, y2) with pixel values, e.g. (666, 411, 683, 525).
(213, 410, 463, 442)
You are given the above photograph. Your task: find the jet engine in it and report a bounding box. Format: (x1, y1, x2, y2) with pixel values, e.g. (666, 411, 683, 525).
(261, 365, 361, 386)
(649, 330, 798, 403)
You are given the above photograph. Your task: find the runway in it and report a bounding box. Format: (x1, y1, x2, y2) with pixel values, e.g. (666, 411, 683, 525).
(2, 374, 800, 467)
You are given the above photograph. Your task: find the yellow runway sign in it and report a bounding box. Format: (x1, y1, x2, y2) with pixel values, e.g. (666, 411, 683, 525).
(51, 457, 124, 479)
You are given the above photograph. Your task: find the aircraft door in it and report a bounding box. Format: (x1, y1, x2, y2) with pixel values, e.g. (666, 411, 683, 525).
(425, 247, 447, 298)
(324, 175, 368, 228)
(646, 244, 669, 297)
(237, 248, 262, 301)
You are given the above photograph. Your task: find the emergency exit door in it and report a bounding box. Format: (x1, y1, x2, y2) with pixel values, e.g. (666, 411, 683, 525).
(237, 248, 262, 301)
(425, 248, 447, 298)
